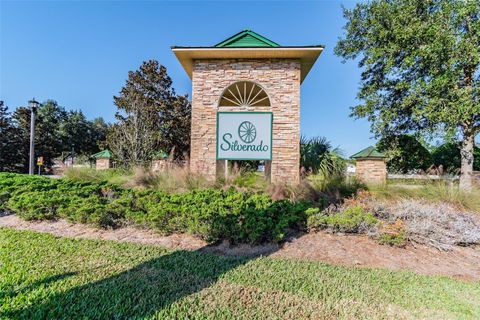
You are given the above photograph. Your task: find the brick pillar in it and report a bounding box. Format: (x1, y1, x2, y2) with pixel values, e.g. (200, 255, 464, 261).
(355, 159, 387, 184)
(190, 59, 301, 184)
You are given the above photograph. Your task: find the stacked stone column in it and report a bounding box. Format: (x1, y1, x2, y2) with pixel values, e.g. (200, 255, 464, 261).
(190, 59, 301, 184)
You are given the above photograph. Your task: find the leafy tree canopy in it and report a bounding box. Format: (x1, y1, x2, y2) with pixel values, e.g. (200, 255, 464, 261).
(377, 134, 432, 173)
(0, 101, 23, 172)
(3, 100, 108, 172)
(431, 142, 480, 173)
(107, 60, 191, 167)
(335, 0, 480, 189)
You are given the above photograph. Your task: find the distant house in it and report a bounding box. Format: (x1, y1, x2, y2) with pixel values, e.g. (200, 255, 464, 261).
(346, 162, 356, 175)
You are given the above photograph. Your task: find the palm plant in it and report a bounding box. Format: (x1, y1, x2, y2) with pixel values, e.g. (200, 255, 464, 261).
(300, 136, 345, 177)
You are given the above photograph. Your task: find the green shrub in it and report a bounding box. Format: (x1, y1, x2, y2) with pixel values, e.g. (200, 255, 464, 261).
(57, 196, 119, 228)
(7, 191, 67, 220)
(0, 173, 311, 244)
(377, 230, 407, 247)
(122, 188, 309, 243)
(307, 205, 378, 233)
(0, 191, 9, 210)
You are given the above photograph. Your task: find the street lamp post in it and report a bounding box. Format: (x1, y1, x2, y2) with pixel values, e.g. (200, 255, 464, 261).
(28, 99, 39, 175)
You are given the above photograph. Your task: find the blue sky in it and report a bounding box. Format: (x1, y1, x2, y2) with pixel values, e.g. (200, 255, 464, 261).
(0, 0, 373, 156)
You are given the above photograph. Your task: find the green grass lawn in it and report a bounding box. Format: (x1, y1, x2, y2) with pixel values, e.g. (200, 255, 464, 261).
(1, 228, 479, 319)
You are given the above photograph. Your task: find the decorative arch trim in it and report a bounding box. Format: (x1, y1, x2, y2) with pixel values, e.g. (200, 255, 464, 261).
(218, 81, 271, 107)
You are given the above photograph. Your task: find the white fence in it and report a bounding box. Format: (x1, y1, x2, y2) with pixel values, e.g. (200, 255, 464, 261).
(388, 174, 459, 181)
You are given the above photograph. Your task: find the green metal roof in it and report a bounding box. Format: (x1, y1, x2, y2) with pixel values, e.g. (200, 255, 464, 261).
(171, 29, 324, 83)
(215, 30, 280, 48)
(351, 146, 386, 159)
(92, 150, 112, 159)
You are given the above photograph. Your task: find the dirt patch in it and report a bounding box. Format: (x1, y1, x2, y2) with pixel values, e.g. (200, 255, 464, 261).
(1, 214, 479, 281)
(271, 233, 480, 281)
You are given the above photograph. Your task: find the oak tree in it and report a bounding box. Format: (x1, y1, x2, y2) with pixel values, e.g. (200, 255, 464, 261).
(335, 0, 479, 189)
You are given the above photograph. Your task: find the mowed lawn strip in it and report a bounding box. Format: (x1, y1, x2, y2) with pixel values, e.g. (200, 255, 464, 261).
(1, 228, 479, 319)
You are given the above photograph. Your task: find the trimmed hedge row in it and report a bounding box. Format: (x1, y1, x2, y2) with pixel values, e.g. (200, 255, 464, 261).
(0, 173, 310, 243)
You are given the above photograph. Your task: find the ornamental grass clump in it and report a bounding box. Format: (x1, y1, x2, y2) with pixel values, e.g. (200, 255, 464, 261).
(340, 190, 480, 249)
(124, 166, 214, 193)
(379, 199, 480, 250)
(64, 167, 133, 186)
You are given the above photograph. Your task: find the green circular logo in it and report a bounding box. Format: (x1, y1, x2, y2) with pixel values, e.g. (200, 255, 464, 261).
(238, 121, 257, 143)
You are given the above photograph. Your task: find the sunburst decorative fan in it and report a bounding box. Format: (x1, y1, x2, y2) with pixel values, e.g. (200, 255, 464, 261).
(219, 81, 270, 107)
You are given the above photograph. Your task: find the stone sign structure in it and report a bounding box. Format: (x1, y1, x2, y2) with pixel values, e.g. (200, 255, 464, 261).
(173, 30, 323, 184)
(351, 146, 387, 184)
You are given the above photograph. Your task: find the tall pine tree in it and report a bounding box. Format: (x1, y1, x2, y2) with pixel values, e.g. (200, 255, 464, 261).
(0, 101, 23, 172)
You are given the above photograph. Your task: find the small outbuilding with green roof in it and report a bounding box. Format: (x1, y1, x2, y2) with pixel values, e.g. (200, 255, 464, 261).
(351, 146, 387, 184)
(92, 149, 112, 170)
(351, 146, 386, 160)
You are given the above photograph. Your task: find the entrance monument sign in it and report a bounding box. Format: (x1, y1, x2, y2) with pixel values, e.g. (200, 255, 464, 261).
(172, 30, 323, 183)
(217, 112, 272, 160)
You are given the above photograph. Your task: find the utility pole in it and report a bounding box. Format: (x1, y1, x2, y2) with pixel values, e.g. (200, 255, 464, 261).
(28, 98, 39, 175)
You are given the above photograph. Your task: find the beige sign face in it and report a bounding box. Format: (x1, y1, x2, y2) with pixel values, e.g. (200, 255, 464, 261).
(216, 112, 273, 160)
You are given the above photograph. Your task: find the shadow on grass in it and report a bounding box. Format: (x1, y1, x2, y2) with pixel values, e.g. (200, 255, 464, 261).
(3, 248, 273, 319)
(0, 272, 77, 301)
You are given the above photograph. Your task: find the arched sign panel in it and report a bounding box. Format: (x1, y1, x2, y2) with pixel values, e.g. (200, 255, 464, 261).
(216, 112, 273, 160)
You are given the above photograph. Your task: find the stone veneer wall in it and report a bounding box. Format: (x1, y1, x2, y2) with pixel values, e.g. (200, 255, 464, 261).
(355, 159, 387, 184)
(190, 59, 301, 184)
(96, 158, 110, 170)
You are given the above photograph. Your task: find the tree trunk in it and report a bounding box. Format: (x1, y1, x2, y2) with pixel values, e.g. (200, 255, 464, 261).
(459, 128, 474, 191)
